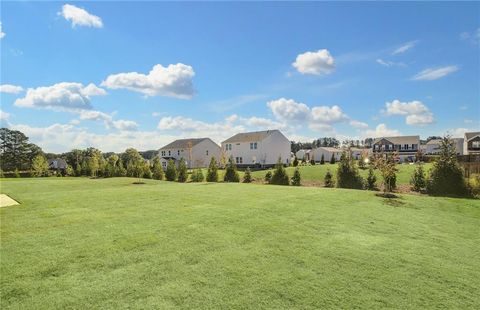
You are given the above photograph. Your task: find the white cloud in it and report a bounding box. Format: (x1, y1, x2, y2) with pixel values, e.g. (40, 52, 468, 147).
(0, 22, 5, 39)
(0, 84, 24, 94)
(0, 109, 10, 121)
(392, 41, 417, 55)
(376, 58, 406, 67)
(102, 63, 195, 99)
(292, 49, 335, 75)
(412, 66, 459, 81)
(460, 28, 480, 45)
(384, 99, 435, 125)
(60, 4, 103, 28)
(311, 105, 348, 124)
(363, 124, 401, 138)
(78, 110, 138, 131)
(14, 82, 106, 111)
(267, 98, 310, 122)
(350, 120, 369, 129)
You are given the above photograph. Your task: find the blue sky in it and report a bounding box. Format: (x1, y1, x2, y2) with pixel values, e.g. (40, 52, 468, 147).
(1, 1, 479, 152)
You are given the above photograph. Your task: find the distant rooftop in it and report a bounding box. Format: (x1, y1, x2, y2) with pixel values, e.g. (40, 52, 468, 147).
(222, 130, 279, 143)
(160, 138, 210, 150)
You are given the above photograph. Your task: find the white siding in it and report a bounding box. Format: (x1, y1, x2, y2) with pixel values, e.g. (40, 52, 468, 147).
(159, 139, 221, 168)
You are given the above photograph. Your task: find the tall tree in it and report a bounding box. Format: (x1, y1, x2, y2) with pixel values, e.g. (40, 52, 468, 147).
(206, 157, 218, 182)
(0, 128, 43, 171)
(152, 156, 164, 180)
(31, 154, 49, 177)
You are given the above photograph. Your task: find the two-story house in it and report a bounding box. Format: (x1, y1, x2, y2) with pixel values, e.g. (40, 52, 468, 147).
(159, 138, 221, 169)
(425, 138, 464, 155)
(464, 132, 480, 155)
(372, 135, 420, 162)
(221, 130, 291, 168)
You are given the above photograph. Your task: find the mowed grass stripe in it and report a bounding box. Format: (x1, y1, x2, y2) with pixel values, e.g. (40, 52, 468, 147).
(1, 177, 479, 309)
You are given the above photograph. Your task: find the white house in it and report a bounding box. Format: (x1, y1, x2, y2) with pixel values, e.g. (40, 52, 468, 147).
(426, 138, 464, 155)
(295, 149, 312, 162)
(221, 130, 291, 167)
(372, 135, 420, 162)
(464, 132, 480, 155)
(159, 138, 221, 169)
(312, 147, 343, 162)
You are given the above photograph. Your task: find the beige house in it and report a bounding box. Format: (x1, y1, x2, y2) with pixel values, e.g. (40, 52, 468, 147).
(425, 138, 464, 155)
(221, 130, 291, 167)
(464, 132, 480, 155)
(372, 135, 420, 162)
(312, 147, 343, 162)
(159, 138, 221, 169)
(295, 149, 312, 162)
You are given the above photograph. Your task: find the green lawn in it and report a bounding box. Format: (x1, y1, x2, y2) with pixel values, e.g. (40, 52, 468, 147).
(1, 177, 479, 309)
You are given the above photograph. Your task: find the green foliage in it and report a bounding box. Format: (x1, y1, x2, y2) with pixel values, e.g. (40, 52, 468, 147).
(264, 171, 272, 183)
(310, 159, 315, 165)
(66, 165, 74, 176)
(330, 154, 336, 164)
(374, 153, 398, 193)
(293, 157, 299, 167)
(206, 157, 218, 182)
(426, 137, 470, 197)
(165, 159, 177, 181)
(143, 162, 153, 179)
(291, 167, 301, 186)
(358, 154, 366, 170)
(190, 169, 205, 182)
(152, 156, 164, 180)
(243, 167, 252, 183)
(324, 171, 334, 187)
(0, 128, 43, 172)
(468, 175, 480, 197)
(0, 169, 4, 178)
(320, 154, 325, 165)
(224, 157, 240, 182)
(31, 154, 49, 177)
(269, 158, 289, 186)
(366, 167, 377, 190)
(410, 164, 426, 192)
(14, 168, 20, 178)
(336, 152, 364, 189)
(177, 158, 188, 183)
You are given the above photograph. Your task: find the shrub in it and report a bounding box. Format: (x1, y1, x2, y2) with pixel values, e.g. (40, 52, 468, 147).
(410, 164, 426, 192)
(165, 159, 177, 181)
(143, 162, 153, 179)
(426, 137, 470, 197)
(152, 156, 164, 180)
(269, 158, 289, 185)
(374, 153, 397, 193)
(31, 154, 49, 177)
(310, 159, 315, 165)
(264, 171, 272, 183)
(224, 157, 240, 182)
(293, 157, 299, 167)
(190, 169, 204, 182)
(336, 152, 364, 189)
(177, 158, 187, 183)
(330, 154, 336, 164)
(206, 157, 218, 182)
(320, 154, 325, 165)
(66, 165, 74, 176)
(366, 166, 377, 190)
(243, 167, 252, 183)
(468, 174, 480, 197)
(291, 167, 301, 186)
(324, 171, 334, 187)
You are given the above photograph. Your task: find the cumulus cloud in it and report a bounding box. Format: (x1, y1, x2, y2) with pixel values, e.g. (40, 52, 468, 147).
(412, 66, 459, 81)
(60, 4, 103, 28)
(392, 41, 417, 55)
(350, 120, 369, 129)
(0, 22, 5, 39)
(267, 98, 310, 122)
(311, 105, 348, 124)
(14, 82, 106, 111)
(363, 124, 401, 138)
(78, 110, 138, 131)
(292, 49, 335, 75)
(0, 84, 24, 94)
(102, 63, 195, 99)
(384, 99, 434, 125)
(0, 109, 10, 121)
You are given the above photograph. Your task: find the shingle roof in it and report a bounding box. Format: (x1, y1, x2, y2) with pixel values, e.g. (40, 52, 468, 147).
(222, 130, 278, 143)
(48, 158, 67, 169)
(159, 138, 209, 150)
(465, 132, 480, 141)
(373, 135, 420, 145)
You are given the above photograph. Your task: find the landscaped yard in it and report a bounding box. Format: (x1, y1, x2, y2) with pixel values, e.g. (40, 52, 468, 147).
(1, 177, 479, 309)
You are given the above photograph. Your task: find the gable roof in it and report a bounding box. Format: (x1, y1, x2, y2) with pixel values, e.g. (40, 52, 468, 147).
(159, 138, 210, 150)
(222, 130, 279, 143)
(48, 158, 67, 169)
(465, 132, 480, 141)
(373, 135, 420, 145)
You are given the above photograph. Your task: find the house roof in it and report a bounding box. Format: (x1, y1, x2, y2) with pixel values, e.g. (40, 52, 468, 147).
(222, 130, 279, 143)
(316, 147, 342, 152)
(465, 132, 480, 141)
(426, 138, 463, 145)
(373, 135, 420, 145)
(159, 138, 210, 150)
(48, 158, 67, 169)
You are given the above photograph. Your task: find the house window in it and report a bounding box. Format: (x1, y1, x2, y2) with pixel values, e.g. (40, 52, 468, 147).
(161, 151, 165, 156)
(206, 150, 209, 156)
(225, 144, 232, 151)
(178, 150, 180, 156)
(250, 142, 257, 150)
(472, 141, 480, 148)
(162, 162, 166, 168)
(168, 150, 171, 156)
(236, 157, 243, 164)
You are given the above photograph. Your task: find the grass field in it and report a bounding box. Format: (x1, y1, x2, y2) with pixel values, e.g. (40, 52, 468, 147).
(1, 177, 479, 309)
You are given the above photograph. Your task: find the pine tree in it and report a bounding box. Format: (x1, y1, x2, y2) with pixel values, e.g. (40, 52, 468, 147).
(264, 171, 272, 183)
(224, 157, 240, 182)
(152, 156, 164, 180)
(320, 154, 325, 165)
(291, 167, 301, 186)
(336, 151, 364, 189)
(191, 169, 204, 182)
(177, 158, 187, 182)
(410, 164, 426, 192)
(330, 154, 336, 164)
(165, 159, 177, 181)
(324, 171, 334, 187)
(243, 167, 252, 183)
(270, 158, 289, 185)
(366, 166, 377, 190)
(293, 156, 299, 167)
(206, 157, 219, 182)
